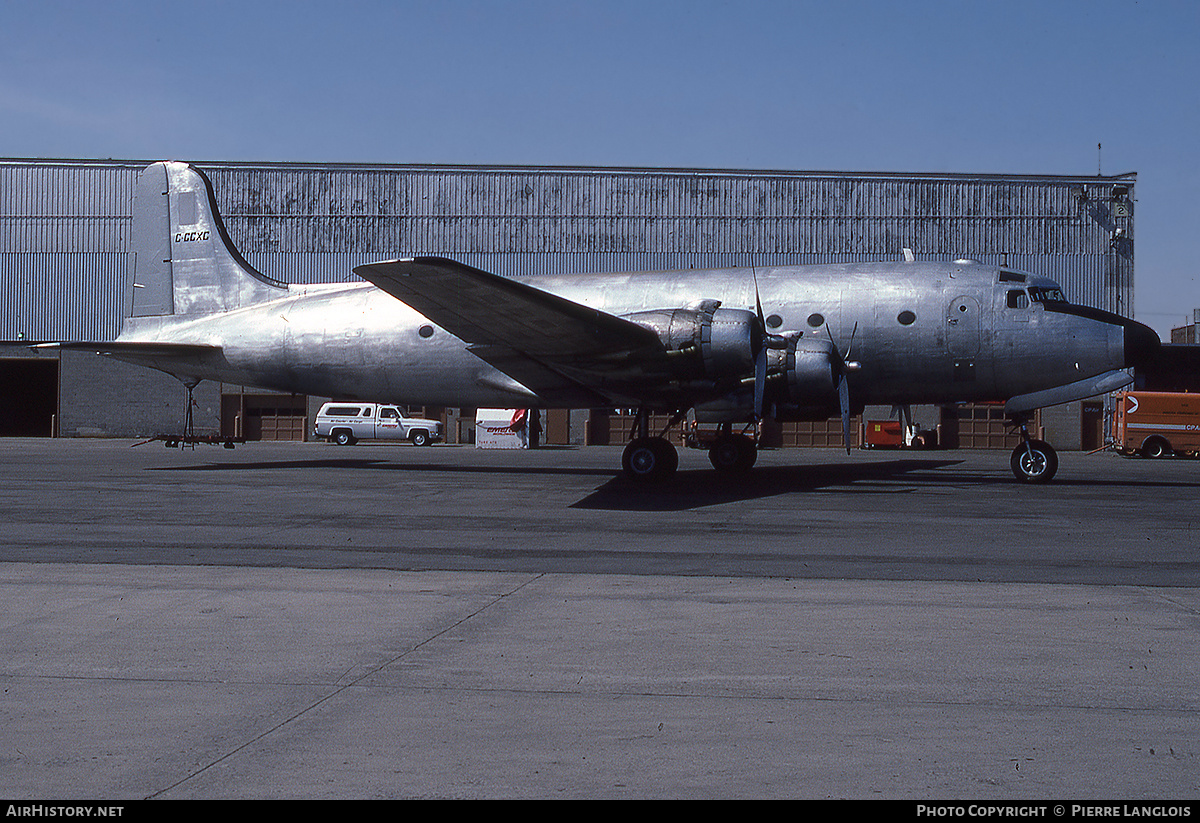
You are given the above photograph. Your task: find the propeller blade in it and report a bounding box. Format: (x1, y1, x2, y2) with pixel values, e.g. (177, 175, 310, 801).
(825, 324, 843, 371)
(754, 344, 767, 418)
(838, 373, 852, 454)
(751, 267, 765, 324)
(824, 323, 857, 453)
(750, 266, 770, 420)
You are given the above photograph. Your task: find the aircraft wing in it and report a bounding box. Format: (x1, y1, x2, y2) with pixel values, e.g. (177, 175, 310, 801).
(354, 257, 659, 355)
(354, 257, 666, 403)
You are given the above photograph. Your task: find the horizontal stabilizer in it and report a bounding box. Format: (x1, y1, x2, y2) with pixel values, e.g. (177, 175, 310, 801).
(32, 341, 219, 358)
(27, 341, 222, 381)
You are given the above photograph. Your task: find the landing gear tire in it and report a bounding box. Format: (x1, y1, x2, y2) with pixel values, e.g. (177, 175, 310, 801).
(1011, 439, 1058, 483)
(622, 437, 678, 482)
(709, 434, 758, 474)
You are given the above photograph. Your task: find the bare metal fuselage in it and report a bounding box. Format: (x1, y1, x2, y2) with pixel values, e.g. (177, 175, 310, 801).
(114, 260, 1126, 413)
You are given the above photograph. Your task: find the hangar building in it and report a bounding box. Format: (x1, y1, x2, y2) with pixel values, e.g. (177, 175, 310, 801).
(0, 158, 1137, 450)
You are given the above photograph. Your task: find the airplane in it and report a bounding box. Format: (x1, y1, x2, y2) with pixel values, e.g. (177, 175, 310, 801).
(42, 161, 1161, 483)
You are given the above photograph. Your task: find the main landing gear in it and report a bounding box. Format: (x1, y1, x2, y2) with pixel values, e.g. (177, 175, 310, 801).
(621, 409, 683, 482)
(705, 422, 758, 474)
(1008, 414, 1058, 483)
(621, 412, 760, 482)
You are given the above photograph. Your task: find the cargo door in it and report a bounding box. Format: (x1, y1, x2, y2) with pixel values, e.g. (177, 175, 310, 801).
(945, 293, 997, 394)
(947, 295, 981, 356)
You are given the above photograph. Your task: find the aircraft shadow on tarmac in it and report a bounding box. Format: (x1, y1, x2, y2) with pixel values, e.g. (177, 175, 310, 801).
(147, 455, 962, 511)
(147, 454, 1200, 513)
(570, 458, 963, 511)
(147, 457, 620, 477)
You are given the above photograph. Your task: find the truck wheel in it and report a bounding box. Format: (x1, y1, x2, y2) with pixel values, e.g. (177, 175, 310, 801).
(411, 430, 430, 447)
(333, 430, 355, 446)
(1140, 437, 1171, 459)
(1010, 439, 1058, 483)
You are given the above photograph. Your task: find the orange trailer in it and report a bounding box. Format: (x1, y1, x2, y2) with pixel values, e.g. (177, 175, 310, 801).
(1111, 391, 1200, 458)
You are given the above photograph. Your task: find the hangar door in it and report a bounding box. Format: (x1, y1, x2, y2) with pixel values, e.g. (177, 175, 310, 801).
(222, 393, 308, 441)
(0, 358, 58, 436)
(939, 404, 1040, 449)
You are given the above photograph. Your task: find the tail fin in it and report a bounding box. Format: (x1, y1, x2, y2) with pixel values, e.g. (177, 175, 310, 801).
(127, 162, 287, 320)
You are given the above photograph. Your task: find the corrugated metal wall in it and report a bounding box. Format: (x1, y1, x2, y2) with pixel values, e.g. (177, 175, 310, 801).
(0, 160, 1135, 341)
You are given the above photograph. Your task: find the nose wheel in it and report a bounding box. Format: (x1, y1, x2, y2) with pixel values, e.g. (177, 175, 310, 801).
(1008, 415, 1058, 483)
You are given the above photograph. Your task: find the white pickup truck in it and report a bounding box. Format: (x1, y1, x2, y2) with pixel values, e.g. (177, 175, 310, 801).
(314, 402, 443, 446)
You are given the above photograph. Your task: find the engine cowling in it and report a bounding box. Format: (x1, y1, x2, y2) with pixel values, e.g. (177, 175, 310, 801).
(693, 333, 844, 421)
(622, 301, 845, 421)
(622, 301, 760, 387)
(768, 336, 841, 420)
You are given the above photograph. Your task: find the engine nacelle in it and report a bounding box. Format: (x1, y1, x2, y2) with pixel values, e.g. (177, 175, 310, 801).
(770, 336, 843, 420)
(622, 301, 759, 386)
(695, 335, 844, 422)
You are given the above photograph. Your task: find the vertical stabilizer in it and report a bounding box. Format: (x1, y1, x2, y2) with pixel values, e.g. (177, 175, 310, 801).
(127, 161, 287, 320)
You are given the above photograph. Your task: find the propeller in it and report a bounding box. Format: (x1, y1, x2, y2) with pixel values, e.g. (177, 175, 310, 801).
(749, 270, 862, 447)
(751, 268, 768, 419)
(754, 344, 767, 418)
(748, 270, 791, 419)
(826, 323, 859, 454)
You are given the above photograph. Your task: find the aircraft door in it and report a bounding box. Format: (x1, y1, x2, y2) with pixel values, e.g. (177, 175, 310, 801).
(946, 295, 981, 356)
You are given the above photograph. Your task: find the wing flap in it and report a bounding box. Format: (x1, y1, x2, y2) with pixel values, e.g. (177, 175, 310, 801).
(466, 344, 613, 406)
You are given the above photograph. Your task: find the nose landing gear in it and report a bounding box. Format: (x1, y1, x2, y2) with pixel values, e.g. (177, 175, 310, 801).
(1008, 414, 1058, 483)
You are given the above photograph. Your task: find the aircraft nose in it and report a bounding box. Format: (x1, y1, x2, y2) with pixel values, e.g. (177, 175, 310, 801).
(1124, 320, 1160, 369)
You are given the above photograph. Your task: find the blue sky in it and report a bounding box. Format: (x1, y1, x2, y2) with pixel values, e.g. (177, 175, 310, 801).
(2, 0, 1197, 338)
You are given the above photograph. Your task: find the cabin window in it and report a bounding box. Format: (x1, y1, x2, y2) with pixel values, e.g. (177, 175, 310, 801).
(1028, 287, 1066, 304)
(1007, 290, 1030, 309)
(807, 313, 825, 328)
(897, 310, 916, 326)
(766, 314, 783, 329)
(418, 324, 435, 338)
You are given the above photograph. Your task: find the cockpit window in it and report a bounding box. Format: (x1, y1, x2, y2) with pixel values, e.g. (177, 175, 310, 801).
(1007, 290, 1029, 309)
(1028, 287, 1067, 303)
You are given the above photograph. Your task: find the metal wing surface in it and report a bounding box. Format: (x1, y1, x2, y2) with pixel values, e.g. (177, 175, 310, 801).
(354, 257, 665, 403)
